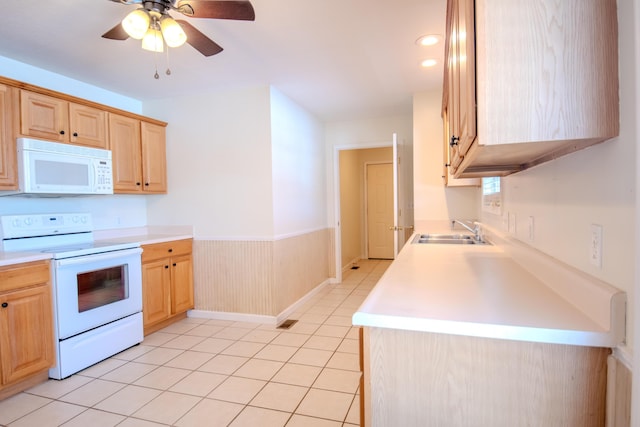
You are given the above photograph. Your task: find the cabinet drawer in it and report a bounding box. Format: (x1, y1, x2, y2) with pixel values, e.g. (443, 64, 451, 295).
(142, 239, 192, 263)
(0, 261, 50, 293)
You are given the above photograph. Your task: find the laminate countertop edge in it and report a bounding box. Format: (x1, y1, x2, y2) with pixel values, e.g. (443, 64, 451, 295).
(352, 224, 626, 348)
(0, 226, 193, 267)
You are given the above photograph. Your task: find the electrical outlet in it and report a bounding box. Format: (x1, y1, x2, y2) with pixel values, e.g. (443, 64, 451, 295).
(528, 216, 534, 241)
(590, 224, 603, 268)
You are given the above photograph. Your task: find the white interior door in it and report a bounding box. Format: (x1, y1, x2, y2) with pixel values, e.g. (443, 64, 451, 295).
(392, 133, 401, 257)
(366, 163, 394, 259)
(393, 132, 414, 254)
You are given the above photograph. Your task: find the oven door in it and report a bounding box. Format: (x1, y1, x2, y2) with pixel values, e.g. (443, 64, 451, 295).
(52, 247, 142, 340)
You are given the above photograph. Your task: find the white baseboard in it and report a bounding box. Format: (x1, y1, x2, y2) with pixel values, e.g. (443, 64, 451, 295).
(187, 309, 278, 325)
(188, 278, 334, 326)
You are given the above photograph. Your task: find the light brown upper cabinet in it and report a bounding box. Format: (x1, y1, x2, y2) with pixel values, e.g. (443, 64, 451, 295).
(443, 0, 619, 178)
(441, 0, 480, 187)
(0, 84, 17, 190)
(109, 114, 167, 194)
(20, 90, 108, 149)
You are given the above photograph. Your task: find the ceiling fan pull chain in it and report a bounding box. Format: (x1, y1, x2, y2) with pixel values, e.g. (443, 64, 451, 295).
(154, 48, 160, 79)
(165, 45, 172, 76)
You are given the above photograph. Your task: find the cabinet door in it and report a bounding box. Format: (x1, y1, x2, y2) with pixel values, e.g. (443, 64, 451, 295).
(142, 259, 171, 327)
(109, 114, 142, 193)
(456, 0, 476, 156)
(0, 84, 17, 190)
(69, 103, 108, 149)
(447, 0, 463, 171)
(171, 254, 194, 315)
(140, 122, 167, 193)
(0, 285, 54, 385)
(19, 91, 68, 141)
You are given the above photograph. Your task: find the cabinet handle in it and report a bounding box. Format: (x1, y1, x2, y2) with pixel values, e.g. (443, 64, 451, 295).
(1, 302, 7, 308)
(172, 263, 177, 267)
(168, 248, 173, 253)
(164, 265, 169, 269)
(445, 163, 450, 167)
(145, 183, 150, 186)
(136, 182, 141, 186)
(60, 130, 65, 135)
(73, 132, 78, 137)
(449, 136, 459, 147)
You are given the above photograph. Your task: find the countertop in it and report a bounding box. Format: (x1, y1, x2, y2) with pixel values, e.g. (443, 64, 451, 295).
(0, 226, 193, 268)
(352, 228, 626, 348)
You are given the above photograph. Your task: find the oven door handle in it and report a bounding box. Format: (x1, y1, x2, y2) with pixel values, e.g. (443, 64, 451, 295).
(54, 247, 142, 267)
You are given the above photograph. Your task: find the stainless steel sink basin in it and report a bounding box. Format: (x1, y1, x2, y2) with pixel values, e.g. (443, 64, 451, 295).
(411, 234, 491, 245)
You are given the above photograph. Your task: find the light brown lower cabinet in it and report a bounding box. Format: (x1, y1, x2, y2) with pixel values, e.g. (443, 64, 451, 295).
(0, 261, 54, 400)
(141, 239, 194, 335)
(361, 326, 609, 427)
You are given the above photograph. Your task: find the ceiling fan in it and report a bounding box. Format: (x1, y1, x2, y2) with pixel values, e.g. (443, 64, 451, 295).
(102, 0, 255, 57)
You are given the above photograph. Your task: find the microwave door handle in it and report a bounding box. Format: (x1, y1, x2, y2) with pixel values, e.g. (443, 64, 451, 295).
(54, 247, 142, 267)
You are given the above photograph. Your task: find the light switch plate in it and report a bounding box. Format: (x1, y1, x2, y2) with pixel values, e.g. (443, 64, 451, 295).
(508, 212, 517, 235)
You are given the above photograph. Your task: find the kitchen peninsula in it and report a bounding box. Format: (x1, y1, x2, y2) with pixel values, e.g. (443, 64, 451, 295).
(353, 225, 626, 427)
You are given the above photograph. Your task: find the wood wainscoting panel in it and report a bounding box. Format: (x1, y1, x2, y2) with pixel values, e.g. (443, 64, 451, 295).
(193, 240, 275, 315)
(273, 229, 332, 314)
(367, 327, 609, 427)
(193, 228, 333, 317)
(607, 354, 631, 427)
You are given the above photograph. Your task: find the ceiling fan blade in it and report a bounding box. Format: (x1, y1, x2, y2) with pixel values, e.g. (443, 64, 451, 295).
(176, 0, 255, 21)
(108, 0, 142, 4)
(102, 23, 129, 40)
(175, 20, 224, 56)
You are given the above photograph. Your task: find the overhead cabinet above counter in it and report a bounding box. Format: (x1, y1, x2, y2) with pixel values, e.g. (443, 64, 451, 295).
(0, 76, 168, 194)
(20, 90, 108, 149)
(442, 0, 619, 178)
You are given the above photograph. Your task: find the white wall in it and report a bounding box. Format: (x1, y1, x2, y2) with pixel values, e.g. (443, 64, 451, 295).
(0, 57, 148, 228)
(481, 0, 636, 358)
(412, 89, 478, 228)
(633, 0, 640, 421)
(0, 57, 142, 113)
(270, 87, 326, 237)
(143, 86, 274, 239)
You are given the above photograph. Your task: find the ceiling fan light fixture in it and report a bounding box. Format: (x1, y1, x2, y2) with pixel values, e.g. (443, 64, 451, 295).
(122, 8, 150, 40)
(160, 16, 187, 48)
(141, 27, 164, 52)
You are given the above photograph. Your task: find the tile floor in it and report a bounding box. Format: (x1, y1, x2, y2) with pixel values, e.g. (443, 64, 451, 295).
(0, 259, 390, 427)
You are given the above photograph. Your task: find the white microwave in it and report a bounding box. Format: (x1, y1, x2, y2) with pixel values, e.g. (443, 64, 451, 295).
(3, 138, 113, 196)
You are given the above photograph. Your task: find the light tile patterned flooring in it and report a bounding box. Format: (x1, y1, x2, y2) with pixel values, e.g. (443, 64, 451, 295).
(0, 259, 391, 427)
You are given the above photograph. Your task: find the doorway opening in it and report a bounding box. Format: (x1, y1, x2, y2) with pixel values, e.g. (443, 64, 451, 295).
(333, 134, 413, 282)
(336, 145, 393, 271)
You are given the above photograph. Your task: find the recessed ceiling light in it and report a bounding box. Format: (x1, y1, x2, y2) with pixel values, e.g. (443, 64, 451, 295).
(416, 34, 441, 46)
(421, 59, 438, 68)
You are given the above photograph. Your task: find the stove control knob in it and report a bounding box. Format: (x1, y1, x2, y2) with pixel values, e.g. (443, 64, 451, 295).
(24, 218, 32, 226)
(1, 303, 7, 308)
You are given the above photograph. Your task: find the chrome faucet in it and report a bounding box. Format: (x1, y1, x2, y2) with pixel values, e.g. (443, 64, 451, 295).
(451, 220, 481, 239)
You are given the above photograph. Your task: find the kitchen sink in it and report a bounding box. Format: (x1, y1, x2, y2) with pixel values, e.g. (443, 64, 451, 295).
(411, 234, 491, 245)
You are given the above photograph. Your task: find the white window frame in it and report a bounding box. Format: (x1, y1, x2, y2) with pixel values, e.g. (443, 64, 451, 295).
(481, 177, 502, 215)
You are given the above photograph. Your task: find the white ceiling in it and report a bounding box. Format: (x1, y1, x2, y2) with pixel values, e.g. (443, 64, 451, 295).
(0, 0, 446, 121)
